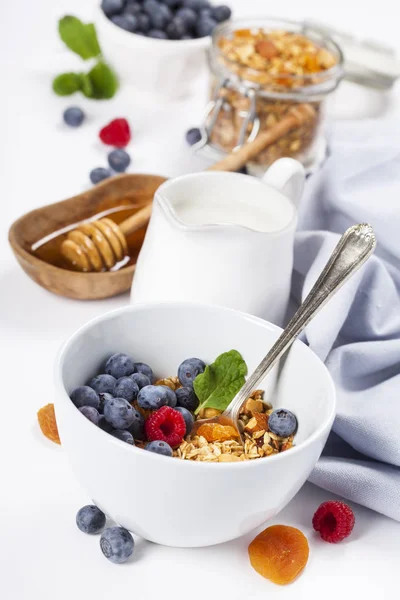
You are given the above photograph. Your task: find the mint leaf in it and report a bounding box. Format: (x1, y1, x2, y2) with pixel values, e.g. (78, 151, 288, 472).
(194, 350, 247, 415)
(58, 16, 101, 60)
(52, 72, 82, 96)
(79, 73, 94, 98)
(86, 62, 118, 99)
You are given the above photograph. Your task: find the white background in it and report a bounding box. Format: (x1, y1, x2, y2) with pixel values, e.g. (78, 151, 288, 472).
(1, 1, 400, 598)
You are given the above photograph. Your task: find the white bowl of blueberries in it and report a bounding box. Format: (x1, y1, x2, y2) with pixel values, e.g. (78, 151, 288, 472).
(95, 0, 232, 99)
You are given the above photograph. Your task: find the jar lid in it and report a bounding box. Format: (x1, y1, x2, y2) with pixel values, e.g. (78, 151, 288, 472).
(304, 20, 400, 90)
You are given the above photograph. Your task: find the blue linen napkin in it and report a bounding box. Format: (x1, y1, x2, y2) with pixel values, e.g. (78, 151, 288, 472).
(293, 119, 400, 520)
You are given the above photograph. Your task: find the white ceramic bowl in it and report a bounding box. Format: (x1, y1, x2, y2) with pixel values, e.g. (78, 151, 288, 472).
(94, 6, 210, 100)
(55, 302, 335, 548)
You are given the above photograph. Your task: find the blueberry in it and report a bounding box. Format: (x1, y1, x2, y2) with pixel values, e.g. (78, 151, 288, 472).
(98, 392, 114, 413)
(76, 505, 106, 534)
(134, 362, 154, 382)
(196, 17, 216, 37)
(143, 0, 160, 14)
(88, 374, 117, 395)
(160, 0, 182, 7)
(268, 409, 298, 437)
(114, 376, 139, 402)
(111, 14, 139, 31)
(175, 7, 196, 28)
(102, 0, 125, 17)
(98, 415, 115, 433)
(137, 385, 169, 410)
(175, 386, 199, 412)
(70, 386, 99, 409)
(63, 106, 85, 127)
(100, 527, 134, 564)
(111, 429, 134, 444)
(174, 406, 194, 435)
(107, 149, 131, 173)
(178, 357, 206, 388)
(181, 34, 193, 39)
(136, 12, 151, 32)
(90, 168, 112, 185)
(212, 4, 231, 22)
(104, 397, 136, 429)
(124, 1, 142, 15)
(199, 7, 212, 19)
(79, 406, 101, 425)
(183, 0, 209, 10)
(128, 408, 145, 440)
(166, 17, 187, 39)
(185, 127, 201, 146)
(148, 29, 168, 38)
(158, 385, 177, 407)
(129, 372, 151, 389)
(145, 1, 172, 28)
(105, 353, 136, 379)
(145, 440, 173, 456)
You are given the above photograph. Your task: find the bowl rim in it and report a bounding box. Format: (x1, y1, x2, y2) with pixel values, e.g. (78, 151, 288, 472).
(95, 5, 212, 49)
(55, 301, 336, 470)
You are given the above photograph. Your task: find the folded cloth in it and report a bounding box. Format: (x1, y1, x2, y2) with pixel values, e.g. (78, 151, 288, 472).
(293, 119, 400, 521)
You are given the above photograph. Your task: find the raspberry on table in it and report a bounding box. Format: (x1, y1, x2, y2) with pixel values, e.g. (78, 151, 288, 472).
(99, 118, 131, 147)
(312, 501, 355, 543)
(145, 406, 186, 447)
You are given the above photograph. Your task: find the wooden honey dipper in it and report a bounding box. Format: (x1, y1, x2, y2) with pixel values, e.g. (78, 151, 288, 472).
(61, 104, 315, 272)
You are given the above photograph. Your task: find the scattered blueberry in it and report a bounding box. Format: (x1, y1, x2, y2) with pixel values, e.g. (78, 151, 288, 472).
(158, 385, 177, 407)
(100, 527, 134, 564)
(104, 397, 136, 429)
(79, 406, 101, 425)
(148, 29, 168, 38)
(129, 372, 151, 390)
(185, 127, 202, 146)
(124, 1, 143, 15)
(145, 440, 173, 456)
(98, 415, 115, 433)
(268, 409, 298, 437)
(111, 14, 139, 31)
(135, 362, 154, 382)
(175, 386, 199, 412)
(166, 17, 186, 38)
(212, 4, 231, 22)
(111, 429, 134, 444)
(175, 7, 196, 28)
(137, 385, 169, 410)
(63, 106, 85, 127)
(98, 392, 114, 413)
(90, 168, 112, 185)
(174, 406, 194, 435)
(105, 353, 136, 379)
(114, 376, 139, 402)
(70, 386, 99, 409)
(196, 17, 216, 37)
(101, 0, 125, 17)
(108, 149, 131, 173)
(128, 408, 145, 440)
(178, 357, 206, 388)
(88, 374, 117, 395)
(137, 13, 151, 32)
(76, 505, 106, 534)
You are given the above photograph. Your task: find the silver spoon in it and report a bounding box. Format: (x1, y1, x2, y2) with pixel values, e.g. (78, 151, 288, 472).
(191, 223, 376, 442)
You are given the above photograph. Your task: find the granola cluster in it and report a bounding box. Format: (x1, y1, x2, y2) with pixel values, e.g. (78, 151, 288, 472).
(209, 27, 338, 168)
(174, 390, 294, 462)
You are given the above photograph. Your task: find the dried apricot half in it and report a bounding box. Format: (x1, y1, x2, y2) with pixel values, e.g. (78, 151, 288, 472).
(37, 403, 61, 445)
(197, 423, 239, 442)
(248, 524, 309, 585)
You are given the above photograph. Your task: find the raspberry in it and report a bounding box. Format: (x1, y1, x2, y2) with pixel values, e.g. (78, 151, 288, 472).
(312, 501, 355, 543)
(145, 406, 186, 447)
(99, 118, 131, 147)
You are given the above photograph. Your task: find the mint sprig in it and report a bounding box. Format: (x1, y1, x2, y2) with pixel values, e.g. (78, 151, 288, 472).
(194, 350, 248, 415)
(52, 16, 118, 100)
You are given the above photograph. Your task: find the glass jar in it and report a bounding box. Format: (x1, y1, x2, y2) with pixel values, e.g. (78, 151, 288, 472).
(206, 18, 344, 172)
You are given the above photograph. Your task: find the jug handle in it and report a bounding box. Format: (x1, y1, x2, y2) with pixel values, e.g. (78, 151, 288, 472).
(262, 158, 305, 208)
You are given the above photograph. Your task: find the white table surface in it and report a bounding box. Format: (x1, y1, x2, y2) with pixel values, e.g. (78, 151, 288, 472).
(1, 1, 399, 598)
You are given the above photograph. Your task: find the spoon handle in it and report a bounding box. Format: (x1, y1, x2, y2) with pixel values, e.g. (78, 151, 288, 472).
(225, 224, 376, 420)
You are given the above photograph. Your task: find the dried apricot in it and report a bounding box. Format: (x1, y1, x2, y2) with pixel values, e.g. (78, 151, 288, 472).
(255, 40, 278, 60)
(248, 525, 309, 585)
(197, 423, 239, 442)
(37, 403, 61, 445)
